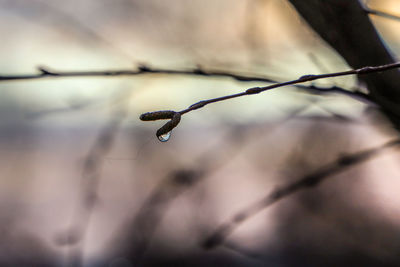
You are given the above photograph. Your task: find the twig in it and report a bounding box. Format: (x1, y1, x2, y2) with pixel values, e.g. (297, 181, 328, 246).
(363, 6, 400, 22)
(139, 63, 397, 139)
(143, 63, 397, 138)
(0, 64, 371, 104)
(178, 62, 400, 115)
(0, 65, 279, 82)
(201, 138, 400, 249)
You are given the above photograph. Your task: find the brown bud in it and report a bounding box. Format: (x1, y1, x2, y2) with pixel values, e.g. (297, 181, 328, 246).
(139, 110, 176, 121)
(156, 112, 181, 137)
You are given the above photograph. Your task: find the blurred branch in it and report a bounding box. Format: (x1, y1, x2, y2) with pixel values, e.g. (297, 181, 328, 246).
(202, 138, 400, 249)
(125, 107, 356, 263)
(60, 90, 131, 266)
(118, 108, 313, 262)
(117, 122, 256, 263)
(124, 169, 203, 264)
(0, 65, 277, 82)
(0, 65, 371, 102)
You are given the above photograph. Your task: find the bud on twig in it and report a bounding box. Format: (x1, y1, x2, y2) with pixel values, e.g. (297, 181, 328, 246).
(156, 112, 181, 139)
(139, 110, 176, 121)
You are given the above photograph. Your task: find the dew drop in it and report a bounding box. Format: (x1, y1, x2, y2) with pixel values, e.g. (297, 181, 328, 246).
(158, 131, 171, 142)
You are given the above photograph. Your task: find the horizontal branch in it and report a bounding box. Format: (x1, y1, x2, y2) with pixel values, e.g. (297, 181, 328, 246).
(202, 138, 400, 249)
(0, 65, 279, 83)
(1, 64, 371, 104)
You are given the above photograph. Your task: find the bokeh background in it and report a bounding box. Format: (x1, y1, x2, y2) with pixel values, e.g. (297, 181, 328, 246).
(1, 0, 400, 266)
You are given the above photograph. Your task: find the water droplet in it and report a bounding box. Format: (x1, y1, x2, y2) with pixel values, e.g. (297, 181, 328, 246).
(158, 131, 171, 142)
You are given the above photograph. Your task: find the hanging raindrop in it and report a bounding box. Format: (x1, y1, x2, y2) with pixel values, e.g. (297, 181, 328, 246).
(157, 131, 171, 142)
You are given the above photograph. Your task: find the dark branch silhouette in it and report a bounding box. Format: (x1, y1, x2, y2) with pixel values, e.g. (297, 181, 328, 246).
(202, 138, 400, 249)
(0, 65, 370, 104)
(0, 65, 279, 82)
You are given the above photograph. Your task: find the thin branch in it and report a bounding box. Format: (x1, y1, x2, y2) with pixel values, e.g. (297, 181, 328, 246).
(178, 62, 400, 115)
(363, 6, 400, 22)
(201, 138, 400, 249)
(0, 65, 278, 82)
(139, 63, 396, 139)
(0, 65, 371, 105)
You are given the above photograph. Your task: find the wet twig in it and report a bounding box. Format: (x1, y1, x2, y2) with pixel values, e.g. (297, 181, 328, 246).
(140, 63, 398, 139)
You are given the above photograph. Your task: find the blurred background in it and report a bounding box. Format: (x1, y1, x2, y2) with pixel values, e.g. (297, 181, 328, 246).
(1, 0, 400, 266)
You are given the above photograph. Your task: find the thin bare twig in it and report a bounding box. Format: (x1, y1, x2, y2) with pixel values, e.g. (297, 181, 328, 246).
(201, 138, 400, 249)
(363, 6, 400, 22)
(0, 65, 278, 82)
(178, 62, 400, 115)
(139, 63, 398, 139)
(0, 65, 371, 104)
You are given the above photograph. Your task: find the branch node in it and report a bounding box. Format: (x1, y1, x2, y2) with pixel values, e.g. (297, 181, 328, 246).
(245, 87, 262, 94)
(189, 100, 207, 110)
(37, 66, 56, 76)
(194, 65, 206, 75)
(138, 64, 151, 72)
(299, 74, 317, 80)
